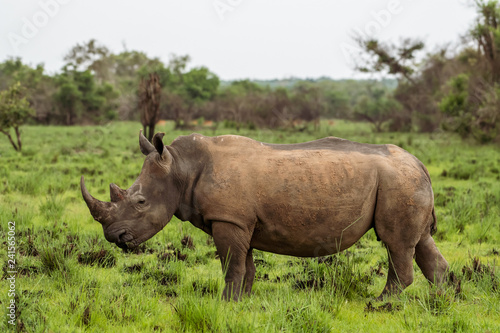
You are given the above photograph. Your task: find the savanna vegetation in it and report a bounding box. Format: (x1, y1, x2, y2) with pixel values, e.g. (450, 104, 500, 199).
(1, 0, 500, 332)
(0, 121, 499, 332)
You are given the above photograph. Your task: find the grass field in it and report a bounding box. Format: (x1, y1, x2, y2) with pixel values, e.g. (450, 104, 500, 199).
(1, 120, 499, 332)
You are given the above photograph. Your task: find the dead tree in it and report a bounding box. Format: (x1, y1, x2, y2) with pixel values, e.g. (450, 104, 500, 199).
(139, 73, 161, 142)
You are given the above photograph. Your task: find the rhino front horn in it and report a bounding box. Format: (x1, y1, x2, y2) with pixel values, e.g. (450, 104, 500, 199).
(80, 176, 113, 224)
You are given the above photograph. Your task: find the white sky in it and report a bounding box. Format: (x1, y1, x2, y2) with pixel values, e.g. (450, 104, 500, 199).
(0, 0, 477, 80)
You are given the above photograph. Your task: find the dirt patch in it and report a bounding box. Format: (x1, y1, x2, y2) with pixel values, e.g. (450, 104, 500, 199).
(142, 269, 179, 285)
(447, 257, 499, 296)
(205, 250, 219, 259)
(159, 273, 178, 286)
(82, 306, 91, 326)
(62, 243, 76, 257)
(364, 301, 401, 312)
(181, 235, 195, 249)
(122, 244, 157, 255)
(293, 277, 325, 290)
(316, 256, 334, 265)
(273, 272, 293, 283)
(463, 257, 492, 278)
(448, 271, 462, 296)
(77, 249, 116, 268)
(157, 249, 187, 262)
(257, 273, 270, 281)
(67, 234, 79, 243)
(254, 258, 269, 267)
(192, 281, 217, 295)
(18, 266, 40, 277)
(164, 289, 177, 298)
(462, 257, 498, 291)
(370, 263, 385, 276)
(19, 235, 39, 257)
(124, 263, 144, 273)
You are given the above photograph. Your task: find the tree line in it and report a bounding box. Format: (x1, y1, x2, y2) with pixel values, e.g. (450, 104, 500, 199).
(1, 0, 500, 151)
(0, 44, 394, 132)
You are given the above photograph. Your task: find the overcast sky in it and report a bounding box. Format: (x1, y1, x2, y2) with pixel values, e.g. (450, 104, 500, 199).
(1, 0, 477, 80)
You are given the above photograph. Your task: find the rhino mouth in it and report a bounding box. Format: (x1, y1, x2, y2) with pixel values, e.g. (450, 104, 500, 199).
(113, 232, 152, 251)
(116, 242, 135, 252)
(115, 238, 138, 252)
(103, 227, 135, 248)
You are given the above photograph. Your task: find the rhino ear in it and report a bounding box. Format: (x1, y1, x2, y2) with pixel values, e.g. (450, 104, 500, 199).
(139, 130, 155, 156)
(152, 132, 166, 157)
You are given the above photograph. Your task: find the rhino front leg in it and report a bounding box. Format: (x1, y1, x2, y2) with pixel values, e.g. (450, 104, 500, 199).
(212, 221, 251, 301)
(244, 249, 256, 296)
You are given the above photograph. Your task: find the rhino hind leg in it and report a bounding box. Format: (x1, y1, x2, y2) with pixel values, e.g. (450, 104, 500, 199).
(375, 212, 448, 299)
(414, 235, 449, 285)
(374, 205, 434, 298)
(378, 246, 416, 299)
(212, 221, 251, 301)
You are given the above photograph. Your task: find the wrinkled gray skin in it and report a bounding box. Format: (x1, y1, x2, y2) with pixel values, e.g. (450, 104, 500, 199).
(81, 131, 449, 301)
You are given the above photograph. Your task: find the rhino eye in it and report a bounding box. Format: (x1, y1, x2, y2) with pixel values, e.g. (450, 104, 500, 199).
(137, 200, 146, 205)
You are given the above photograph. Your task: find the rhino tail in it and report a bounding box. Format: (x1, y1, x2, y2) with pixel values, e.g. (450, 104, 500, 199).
(418, 159, 437, 236)
(430, 207, 437, 236)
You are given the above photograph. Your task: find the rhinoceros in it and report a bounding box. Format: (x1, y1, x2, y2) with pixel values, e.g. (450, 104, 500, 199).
(81, 131, 448, 300)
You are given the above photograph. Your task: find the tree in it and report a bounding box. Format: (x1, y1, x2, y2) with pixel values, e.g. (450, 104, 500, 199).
(183, 67, 219, 102)
(215, 80, 280, 130)
(354, 86, 401, 132)
(353, 37, 426, 131)
(54, 67, 118, 125)
(139, 73, 161, 142)
(170, 66, 220, 129)
(470, 0, 500, 82)
(0, 58, 56, 124)
(435, 1, 500, 142)
(352, 1, 500, 138)
(54, 71, 82, 125)
(63, 39, 110, 82)
(291, 82, 324, 130)
(321, 85, 351, 119)
(0, 82, 34, 151)
(355, 37, 424, 84)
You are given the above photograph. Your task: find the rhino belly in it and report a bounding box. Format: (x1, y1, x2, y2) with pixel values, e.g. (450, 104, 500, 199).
(250, 191, 376, 257)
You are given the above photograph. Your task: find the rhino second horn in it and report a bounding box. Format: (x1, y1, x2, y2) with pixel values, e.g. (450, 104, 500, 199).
(110, 183, 127, 202)
(80, 176, 113, 224)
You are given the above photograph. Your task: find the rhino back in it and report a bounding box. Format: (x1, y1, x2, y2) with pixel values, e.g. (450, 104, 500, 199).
(263, 136, 391, 156)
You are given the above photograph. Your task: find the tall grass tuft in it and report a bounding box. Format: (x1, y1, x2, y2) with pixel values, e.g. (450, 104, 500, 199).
(417, 284, 456, 316)
(293, 251, 372, 300)
(39, 195, 66, 222)
(173, 296, 225, 332)
(40, 246, 69, 275)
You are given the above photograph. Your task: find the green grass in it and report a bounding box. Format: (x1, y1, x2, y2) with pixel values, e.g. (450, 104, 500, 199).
(1, 120, 499, 332)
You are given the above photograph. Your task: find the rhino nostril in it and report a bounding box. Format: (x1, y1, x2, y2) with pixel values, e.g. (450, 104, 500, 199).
(118, 232, 133, 243)
(117, 232, 125, 241)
